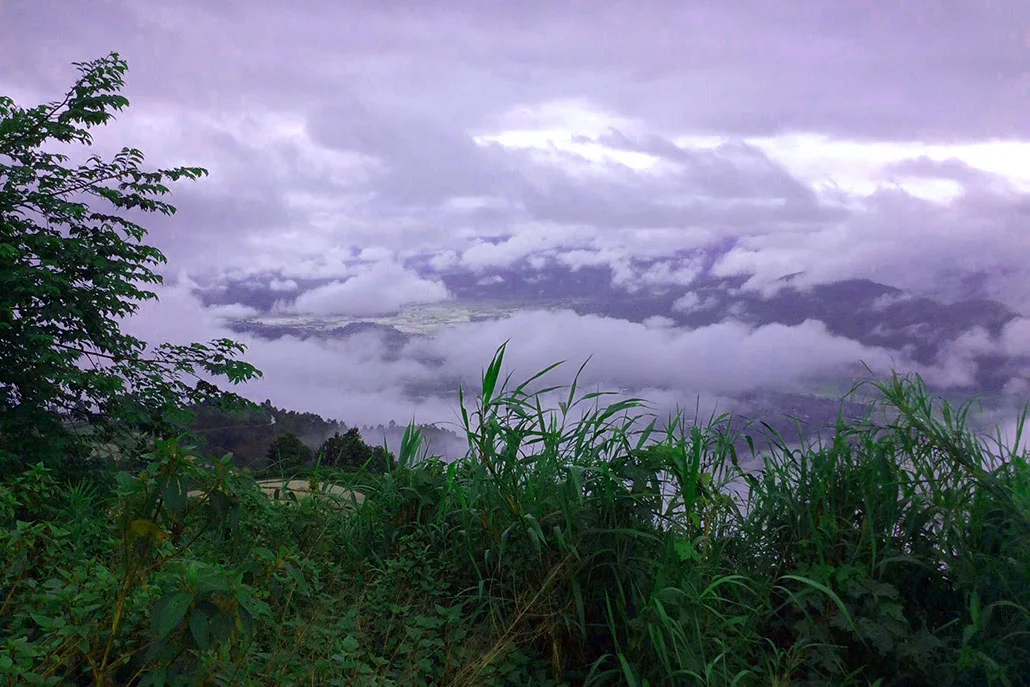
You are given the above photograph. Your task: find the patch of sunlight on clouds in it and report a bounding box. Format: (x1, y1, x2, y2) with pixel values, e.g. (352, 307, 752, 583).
(479, 128, 662, 171)
(493, 98, 636, 136)
(741, 134, 1030, 202)
(440, 196, 511, 212)
(477, 99, 665, 172)
(476, 100, 1030, 204)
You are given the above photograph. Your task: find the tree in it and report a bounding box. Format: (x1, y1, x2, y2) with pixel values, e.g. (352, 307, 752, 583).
(0, 53, 260, 465)
(318, 428, 392, 472)
(265, 432, 312, 473)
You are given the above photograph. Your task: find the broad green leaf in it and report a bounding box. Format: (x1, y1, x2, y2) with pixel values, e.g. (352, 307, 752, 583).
(189, 610, 211, 650)
(151, 590, 193, 638)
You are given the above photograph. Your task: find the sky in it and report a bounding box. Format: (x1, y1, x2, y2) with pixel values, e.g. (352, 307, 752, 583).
(2, 0, 1028, 431)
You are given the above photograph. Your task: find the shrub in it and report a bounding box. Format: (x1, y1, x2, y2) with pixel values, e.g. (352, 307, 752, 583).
(265, 432, 313, 473)
(318, 428, 392, 472)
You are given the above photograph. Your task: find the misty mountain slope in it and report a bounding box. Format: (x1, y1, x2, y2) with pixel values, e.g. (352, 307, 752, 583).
(210, 264, 1020, 371)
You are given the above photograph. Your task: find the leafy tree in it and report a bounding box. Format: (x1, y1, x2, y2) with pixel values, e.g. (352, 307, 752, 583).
(319, 428, 392, 472)
(265, 432, 312, 473)
(0, 53, 260, 466)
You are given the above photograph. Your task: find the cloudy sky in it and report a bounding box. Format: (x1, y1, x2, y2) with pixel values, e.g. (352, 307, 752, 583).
(2, 0, 1028, 433)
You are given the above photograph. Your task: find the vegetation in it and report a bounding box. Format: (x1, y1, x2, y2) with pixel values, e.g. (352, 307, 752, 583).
(318, 429, 393, 473)
(186, 400, 343, 470)
(265, 432, 314, 475)
(184, 400, 412, 473)
(0, 52, 259, 472)
(3, 55, 1029, 686)
(3, 345, 1029, 685)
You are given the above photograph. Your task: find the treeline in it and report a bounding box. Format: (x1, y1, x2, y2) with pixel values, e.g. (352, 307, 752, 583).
(186, 400, 463, 472)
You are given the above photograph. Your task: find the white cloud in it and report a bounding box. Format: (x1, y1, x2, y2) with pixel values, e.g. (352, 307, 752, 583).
(643, 316, 676, 329)
(1001, 319, 1030, 357)
(460, 225, 597, 271)
(673, 292, 719, 314)
(208, 303, 260, 321)
(556, 248, 623, 270)
(269, 278, 299, 292)
(413, 311, 930, 397)
(611, 258, 703, 293)
(358, 246, 395, 262)
(119, 276, 1022, 453)
(673, 293, 701, 312)
(428, 250, 460, 271)
(867, 292, 915, 311)
(292, 262, 451, 316)
(1002, 378, 1029, 397)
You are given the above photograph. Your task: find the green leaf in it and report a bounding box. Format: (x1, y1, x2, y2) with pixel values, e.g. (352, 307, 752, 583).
(777, 574, 856, 632)
(195, 569, 232, 597)
(189, 610, 211, 650)
(482, 343, 506, 403)
(674, 539, 700, 563)
(339, 635, 361, 654)
(159, 475, 187, 514)
(151, 590, 193, 638)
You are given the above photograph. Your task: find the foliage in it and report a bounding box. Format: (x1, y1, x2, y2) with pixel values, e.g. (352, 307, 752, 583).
(184, 400, 432, 471)
(0, 52, 260, 468)
(265, 432, 313, 474)
(186, 399, 341, 470)
(3, 344, 1028, 685)
(319, 428, 393, 473)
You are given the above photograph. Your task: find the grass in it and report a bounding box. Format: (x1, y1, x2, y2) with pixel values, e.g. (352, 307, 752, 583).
(2, 344, 1029, 686)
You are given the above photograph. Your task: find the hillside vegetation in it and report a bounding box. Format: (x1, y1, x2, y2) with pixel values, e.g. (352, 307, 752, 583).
(2, 55, 1029, 687)
(3, 348, 1030, 686)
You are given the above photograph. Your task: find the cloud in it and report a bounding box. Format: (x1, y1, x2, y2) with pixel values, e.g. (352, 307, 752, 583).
(291, 262, 451, 316)
(116, 271, 1023, 457)
(673, 292, 721, 314)
(611, 257, 705, 293)
(1002, 378, 1029, 397)
(643, 316, 676, 329)
(207, 303, 260, 320)
(121, 280, 457, 425)
(459, 225, 599, 271)
(7, 6, 1028, 314)
(868, 292, 915, 311)
(1001, 319, 1030, 357)
(709, 183, 1030, 311)
(269, 278, 299, 292)
(5, 0, 1030, 431)
(411, 311, 930, 397)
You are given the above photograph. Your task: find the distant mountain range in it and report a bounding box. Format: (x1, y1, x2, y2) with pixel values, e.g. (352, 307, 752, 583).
(192, 260, 1027, 457)
(199, 261, 1023, 394)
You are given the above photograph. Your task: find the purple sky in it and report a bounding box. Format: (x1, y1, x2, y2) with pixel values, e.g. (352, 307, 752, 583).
(2, 0, 1028, 429)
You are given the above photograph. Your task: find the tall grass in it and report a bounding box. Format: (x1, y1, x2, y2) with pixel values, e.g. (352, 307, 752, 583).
(330, 346, 1030, 685)
(2, 345, 1028, 685)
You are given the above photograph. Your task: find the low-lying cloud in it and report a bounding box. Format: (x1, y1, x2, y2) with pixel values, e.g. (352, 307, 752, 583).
(121, 279, 1013, 433)
(289, 262, 451, 316)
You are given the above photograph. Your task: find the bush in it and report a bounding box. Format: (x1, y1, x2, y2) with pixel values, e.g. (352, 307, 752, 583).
(318, 428, 392, 472)
(265, 432, 313, 473)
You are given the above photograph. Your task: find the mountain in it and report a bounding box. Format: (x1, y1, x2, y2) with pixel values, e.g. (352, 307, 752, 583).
(197, 259, 1026, 407)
